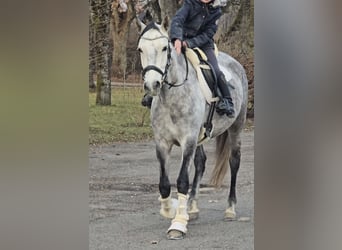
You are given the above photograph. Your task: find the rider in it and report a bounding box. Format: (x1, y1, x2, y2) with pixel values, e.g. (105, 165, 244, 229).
(141, 0, 234, 118)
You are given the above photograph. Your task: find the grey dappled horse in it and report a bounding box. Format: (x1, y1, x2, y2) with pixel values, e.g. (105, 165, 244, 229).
(137, 17, 248, 240)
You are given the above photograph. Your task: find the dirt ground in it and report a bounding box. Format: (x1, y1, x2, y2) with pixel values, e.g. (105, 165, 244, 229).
(89, 129, 254, 250)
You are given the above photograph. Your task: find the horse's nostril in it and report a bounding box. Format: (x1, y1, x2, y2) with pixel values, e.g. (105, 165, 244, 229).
(154, 81, 161, 89)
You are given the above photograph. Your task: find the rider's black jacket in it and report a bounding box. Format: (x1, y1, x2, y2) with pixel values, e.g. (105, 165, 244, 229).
(170, 0, 222, 49)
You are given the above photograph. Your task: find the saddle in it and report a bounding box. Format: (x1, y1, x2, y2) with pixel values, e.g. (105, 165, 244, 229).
(185, 45, 232, 104)
(185, 46, 232, 144)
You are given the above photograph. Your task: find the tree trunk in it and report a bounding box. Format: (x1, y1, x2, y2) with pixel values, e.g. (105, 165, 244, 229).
(158, 0, 181, 20)
(216, 0, 253, 58)
(89, 7, 96, 91)
(111, 0, 136, 79)
(96, 68, 112, 105)
(91, 0, 112, 105)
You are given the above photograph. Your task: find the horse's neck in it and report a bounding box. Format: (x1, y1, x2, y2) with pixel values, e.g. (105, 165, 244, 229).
(168, 50, 194, 85)
(159, 51, 199, 105)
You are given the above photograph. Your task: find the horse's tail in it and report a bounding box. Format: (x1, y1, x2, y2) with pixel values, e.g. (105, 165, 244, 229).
(209, 130, 231, 188)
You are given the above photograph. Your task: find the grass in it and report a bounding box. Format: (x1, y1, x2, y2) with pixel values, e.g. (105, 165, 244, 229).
(89, 87, 153, 145)
(89, 86, 254, 145)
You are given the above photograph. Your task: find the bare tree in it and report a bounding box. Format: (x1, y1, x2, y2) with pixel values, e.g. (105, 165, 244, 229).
(89, 3, 96, 91)
(111, 0, 137, 79)
(90, 0, 113, 105)
(110, 0, 165, 79)
(217, 0, 254, 58)
(216, 0, 254, 117)
(158, 0, 181, 21)
(138, 0, 180, 24)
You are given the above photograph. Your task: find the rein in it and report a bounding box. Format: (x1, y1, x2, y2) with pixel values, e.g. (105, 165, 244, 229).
(165, 52, 188, 89)
(139, 29, 189, 89)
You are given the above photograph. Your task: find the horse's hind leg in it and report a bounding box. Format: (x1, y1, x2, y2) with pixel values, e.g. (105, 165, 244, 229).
(225, 132, 242, 220)
(188, 145, 206, 220)
(156, 141, 177, 219)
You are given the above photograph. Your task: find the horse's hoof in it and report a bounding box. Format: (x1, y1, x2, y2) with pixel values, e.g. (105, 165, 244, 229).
(188, 211, 199, 221)
(167, 230, 185, 240)
(224, 216, 237, 221)
(224, 208, 237, 221)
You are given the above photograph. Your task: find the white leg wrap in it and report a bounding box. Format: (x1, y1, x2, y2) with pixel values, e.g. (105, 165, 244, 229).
(188, 199, 199, 214)
(188, 199, 200, 220)
(159, 195, 178, 219)
(167, 193, 189, 234)
(225, 204, 236, 219)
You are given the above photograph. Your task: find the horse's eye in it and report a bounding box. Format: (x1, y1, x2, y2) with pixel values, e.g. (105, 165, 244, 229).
(162, 46, 167, 52)
(137, 48, 143, 53)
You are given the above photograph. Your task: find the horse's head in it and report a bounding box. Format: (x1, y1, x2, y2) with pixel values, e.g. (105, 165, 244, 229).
(137, 16, 170, 96)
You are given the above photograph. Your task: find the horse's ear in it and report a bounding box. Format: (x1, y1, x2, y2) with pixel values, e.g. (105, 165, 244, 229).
(161, 16, 169, 32)
(136, 15, 146, 33)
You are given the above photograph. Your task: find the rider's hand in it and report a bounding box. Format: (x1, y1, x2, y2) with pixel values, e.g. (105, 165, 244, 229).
(174, 39, 182, 55)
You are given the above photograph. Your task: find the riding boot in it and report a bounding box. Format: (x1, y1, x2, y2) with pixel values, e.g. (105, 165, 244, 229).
(141, 94, 153, 108)
(216, 73, 235, 118)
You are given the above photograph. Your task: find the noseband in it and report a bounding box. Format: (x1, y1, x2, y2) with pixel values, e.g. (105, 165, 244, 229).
(138, 27, 188, 88)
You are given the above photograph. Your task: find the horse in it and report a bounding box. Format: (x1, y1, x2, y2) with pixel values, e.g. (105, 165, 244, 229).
(136, 17, 248, 240)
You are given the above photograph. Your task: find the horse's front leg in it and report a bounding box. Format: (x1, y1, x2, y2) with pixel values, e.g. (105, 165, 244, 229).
(156, 141, 177, 219)
(167, 139, 197, 240)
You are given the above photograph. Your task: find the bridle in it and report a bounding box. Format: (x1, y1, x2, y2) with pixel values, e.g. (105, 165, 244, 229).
(138, 27, 189, 89)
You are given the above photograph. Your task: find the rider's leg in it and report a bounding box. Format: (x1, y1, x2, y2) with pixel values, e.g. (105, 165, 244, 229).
(204, 48, 235, 117)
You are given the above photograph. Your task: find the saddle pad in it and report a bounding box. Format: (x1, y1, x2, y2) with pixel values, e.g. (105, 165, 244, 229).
(185, 48, 218, 104)
(185, 48, 232, 104)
